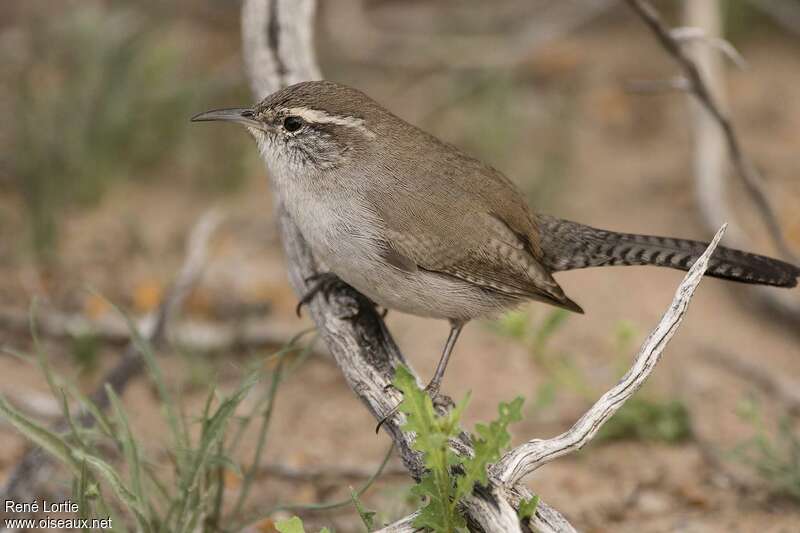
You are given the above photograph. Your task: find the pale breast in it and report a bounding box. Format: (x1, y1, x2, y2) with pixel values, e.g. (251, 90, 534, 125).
(287, 196, 519, 320)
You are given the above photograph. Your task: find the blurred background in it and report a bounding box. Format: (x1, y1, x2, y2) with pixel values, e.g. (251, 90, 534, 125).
(1, 0, 800, 531)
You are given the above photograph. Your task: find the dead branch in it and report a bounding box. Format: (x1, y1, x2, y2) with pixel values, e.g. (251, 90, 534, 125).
(625, 0, 797, 264)
(0, 210, 222, 512)
(683, 0, 800, 329)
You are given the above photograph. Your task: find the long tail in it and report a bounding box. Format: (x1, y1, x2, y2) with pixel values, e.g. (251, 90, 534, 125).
(537, 215, 800, 288)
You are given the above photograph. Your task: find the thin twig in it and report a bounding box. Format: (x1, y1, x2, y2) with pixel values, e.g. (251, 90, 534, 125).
(669, 26, 747, 69)
(625, 0, 797, 264)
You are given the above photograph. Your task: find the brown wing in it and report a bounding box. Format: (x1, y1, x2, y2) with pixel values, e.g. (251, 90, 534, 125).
(366, 166, 583, 313)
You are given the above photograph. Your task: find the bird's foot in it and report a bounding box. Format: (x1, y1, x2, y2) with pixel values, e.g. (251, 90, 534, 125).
(296, 273, 389, 320)
(295, 273, 349, 317)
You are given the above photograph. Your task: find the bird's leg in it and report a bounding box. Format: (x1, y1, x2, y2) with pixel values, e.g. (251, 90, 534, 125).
(424, 320, 464, 397)
(376, 320, 465, 432)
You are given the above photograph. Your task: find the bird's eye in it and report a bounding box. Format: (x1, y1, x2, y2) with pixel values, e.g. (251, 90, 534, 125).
(283, 116, 304, 132)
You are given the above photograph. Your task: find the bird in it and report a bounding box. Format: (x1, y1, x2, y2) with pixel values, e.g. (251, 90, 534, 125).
(192, 80, 799, 415)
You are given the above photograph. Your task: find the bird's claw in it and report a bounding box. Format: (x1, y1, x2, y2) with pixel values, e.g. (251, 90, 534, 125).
(375, 402, 401, 434)
(296, 273, 390, 320)
(295, 273, 346, 317)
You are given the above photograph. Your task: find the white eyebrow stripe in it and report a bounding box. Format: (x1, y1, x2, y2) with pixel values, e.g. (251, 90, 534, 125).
(285, 107, 376, 138)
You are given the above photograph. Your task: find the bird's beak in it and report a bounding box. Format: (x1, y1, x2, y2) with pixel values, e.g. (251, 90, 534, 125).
(190, 108, 261, 128)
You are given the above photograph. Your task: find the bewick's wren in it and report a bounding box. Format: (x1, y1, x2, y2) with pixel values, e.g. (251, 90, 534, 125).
(193, 80, 799, 407)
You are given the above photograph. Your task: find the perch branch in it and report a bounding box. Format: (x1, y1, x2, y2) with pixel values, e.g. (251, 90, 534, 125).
(0, 210, 222, 510)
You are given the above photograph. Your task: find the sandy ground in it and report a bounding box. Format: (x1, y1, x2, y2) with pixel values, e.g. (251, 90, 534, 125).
(1, 11, 799, 533)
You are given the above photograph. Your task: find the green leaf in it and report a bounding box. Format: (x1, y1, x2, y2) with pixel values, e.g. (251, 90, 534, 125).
(518, 494, 540, 521)
(275, 516, 306, 533)
(106, 384, 144, 504)
(72, 449, 150, 531)
(350, 486, 376, 531)
(394, 366, 466, 533)
(0, 394, 82, 476)
(456, 397, 523, 500)
(411, 475, 466, 532)
(394, 366, 525, 533)
(173, 373, 258, 532)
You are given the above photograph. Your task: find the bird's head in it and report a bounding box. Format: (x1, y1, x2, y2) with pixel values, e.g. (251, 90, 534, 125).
(192, 81, 379, 175)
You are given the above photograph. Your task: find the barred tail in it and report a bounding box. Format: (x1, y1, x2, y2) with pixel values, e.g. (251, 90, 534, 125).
(537, 215, 800, 288)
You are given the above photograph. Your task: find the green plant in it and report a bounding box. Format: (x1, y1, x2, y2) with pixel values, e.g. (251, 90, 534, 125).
(734, 396, 800, 501)
(517, 494, 540, 522)
(393, 365, 525, 532)
(0, 303, 344, 532)
(350, 487, 377, 531)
